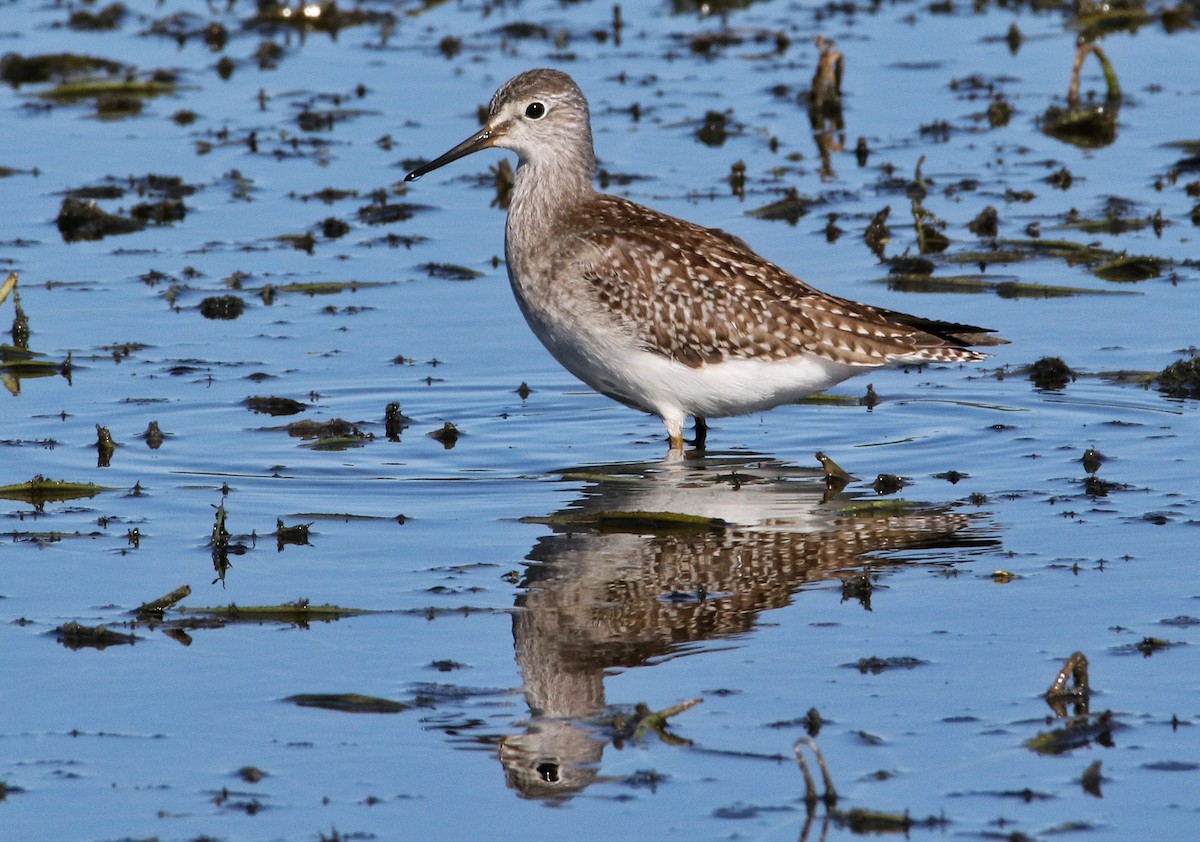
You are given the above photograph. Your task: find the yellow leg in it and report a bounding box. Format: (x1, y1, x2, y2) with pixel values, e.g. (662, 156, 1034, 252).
(664, 416, 686, 450)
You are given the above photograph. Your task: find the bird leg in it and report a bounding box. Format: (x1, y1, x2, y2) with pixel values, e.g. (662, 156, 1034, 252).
(664, 416, 686, 451)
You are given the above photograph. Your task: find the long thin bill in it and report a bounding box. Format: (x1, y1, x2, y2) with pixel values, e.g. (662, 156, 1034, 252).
(404, 127, 494, 182)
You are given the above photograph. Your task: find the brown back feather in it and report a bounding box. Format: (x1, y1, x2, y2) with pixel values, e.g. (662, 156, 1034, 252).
(568, 195, 1001, 368)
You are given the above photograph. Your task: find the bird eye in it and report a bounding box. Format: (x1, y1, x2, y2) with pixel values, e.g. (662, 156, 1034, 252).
(525, 102, 545, 119)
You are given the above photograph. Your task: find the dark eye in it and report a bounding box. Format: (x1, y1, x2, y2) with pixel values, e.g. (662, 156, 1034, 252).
(525, 102, 545, 119)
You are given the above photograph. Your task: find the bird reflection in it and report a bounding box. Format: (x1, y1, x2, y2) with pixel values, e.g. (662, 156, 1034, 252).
(500, 453, 997, 800)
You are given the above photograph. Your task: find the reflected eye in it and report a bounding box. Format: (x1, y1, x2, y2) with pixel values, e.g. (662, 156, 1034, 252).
(525, 102, 545, 119)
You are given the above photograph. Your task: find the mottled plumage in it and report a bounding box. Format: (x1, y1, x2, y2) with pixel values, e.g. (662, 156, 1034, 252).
(406, 69, 1004, 449)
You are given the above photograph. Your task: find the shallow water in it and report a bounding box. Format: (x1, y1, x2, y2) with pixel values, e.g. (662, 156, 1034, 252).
(2, 0, 1200, 839)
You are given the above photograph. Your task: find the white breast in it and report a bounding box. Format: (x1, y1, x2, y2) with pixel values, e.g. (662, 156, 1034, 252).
(514, 289, 869, 428)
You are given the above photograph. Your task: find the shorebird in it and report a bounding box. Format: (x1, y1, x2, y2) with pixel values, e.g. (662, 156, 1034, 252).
(405, 69, 1003, 450)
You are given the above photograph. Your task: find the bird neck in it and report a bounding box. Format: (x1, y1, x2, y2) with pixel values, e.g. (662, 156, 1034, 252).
(507, 141, 596, 235)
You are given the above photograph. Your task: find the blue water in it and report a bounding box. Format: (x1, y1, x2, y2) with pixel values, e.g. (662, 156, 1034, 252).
(2, 1, 1199, 839)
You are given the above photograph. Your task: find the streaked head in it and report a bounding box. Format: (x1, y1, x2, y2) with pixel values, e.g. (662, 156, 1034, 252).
(405, 69, 593, 182)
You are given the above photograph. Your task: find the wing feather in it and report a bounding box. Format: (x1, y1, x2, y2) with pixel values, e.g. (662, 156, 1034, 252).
(564, 195, 1000, 368)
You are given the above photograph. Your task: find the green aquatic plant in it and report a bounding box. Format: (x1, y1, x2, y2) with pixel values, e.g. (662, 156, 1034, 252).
(0, 52, 125, 86)
(284, 693, 408, 713)
(1040, 43, 1122, 149)
(38, 78, 174, 105)
(0, 475, 112, 504)
(1154, 356, 1200, 399)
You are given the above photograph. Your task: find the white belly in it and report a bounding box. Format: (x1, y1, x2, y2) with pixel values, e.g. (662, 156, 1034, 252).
(522, 300, 870, 427)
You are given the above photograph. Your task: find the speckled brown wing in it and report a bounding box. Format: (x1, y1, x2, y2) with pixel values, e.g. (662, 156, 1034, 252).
(572, 195, 994, 368)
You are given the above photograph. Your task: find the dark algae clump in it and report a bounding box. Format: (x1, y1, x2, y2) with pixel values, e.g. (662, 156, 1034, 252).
(1155, 356, 1200, 399)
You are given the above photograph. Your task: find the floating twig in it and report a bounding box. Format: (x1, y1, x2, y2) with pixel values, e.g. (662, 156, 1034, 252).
(137, 584, 192, 618)
(793, 737, 838, 810)
(1045, 650, 1090, 717)
(629, 697, 703, 745)
(0, 272, 16, 307)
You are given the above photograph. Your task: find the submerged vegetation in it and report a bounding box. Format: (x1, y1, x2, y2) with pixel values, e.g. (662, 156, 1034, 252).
(1, 0, 1198, 839)
(1155, 356, 1200, 399)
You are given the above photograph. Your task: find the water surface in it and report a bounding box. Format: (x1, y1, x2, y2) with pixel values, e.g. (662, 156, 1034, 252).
(2, 0, 1199, 839)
